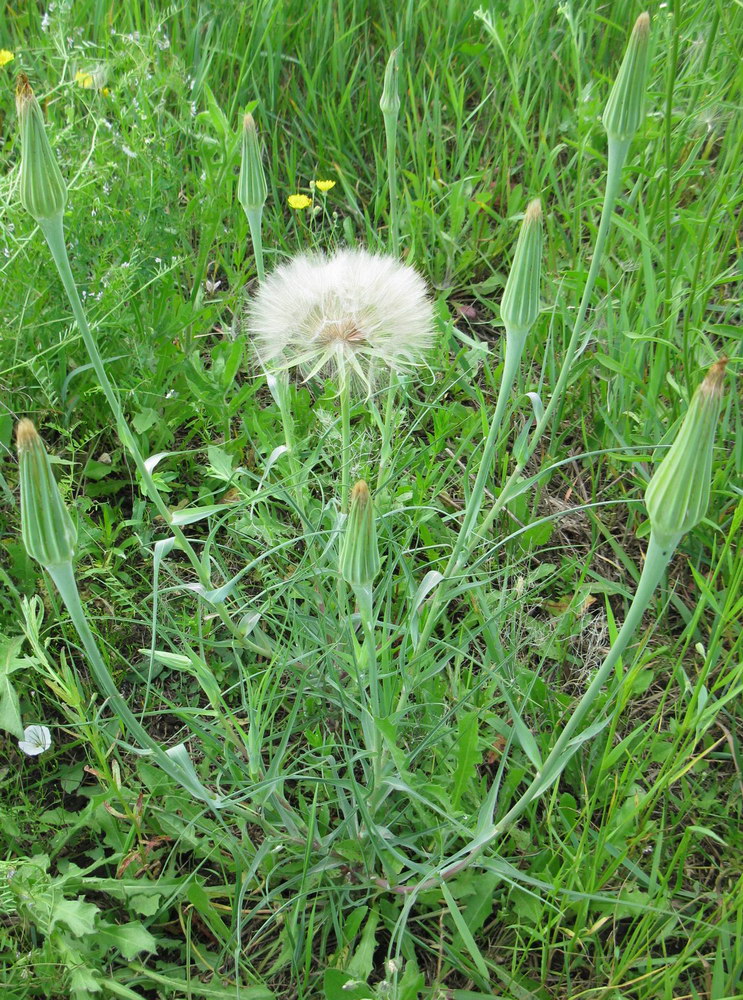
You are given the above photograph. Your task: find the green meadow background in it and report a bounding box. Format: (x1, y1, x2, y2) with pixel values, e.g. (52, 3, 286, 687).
(0, 1, 741, 998)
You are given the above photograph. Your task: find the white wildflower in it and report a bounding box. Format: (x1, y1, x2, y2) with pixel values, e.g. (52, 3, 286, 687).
(18, 725, 52, 757)
(245, 249, 435, 389)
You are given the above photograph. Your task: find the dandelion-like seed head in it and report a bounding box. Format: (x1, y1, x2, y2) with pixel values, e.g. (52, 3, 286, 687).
(246, 249, 435, 390)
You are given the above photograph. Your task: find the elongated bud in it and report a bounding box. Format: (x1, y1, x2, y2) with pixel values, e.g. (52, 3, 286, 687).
(379, 48, 401, 117)
(645, 359, 728, 548)
(500, 199, 542, 337)
(340, 481, 381, 588)
(238, 112, 267, 214)
(17, 420, 77, 568)
(602, 12, 651, 143)
(15, 75, 68, 223)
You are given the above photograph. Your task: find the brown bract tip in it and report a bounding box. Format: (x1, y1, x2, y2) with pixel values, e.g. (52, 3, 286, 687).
(350, 480, 370, 505)
(15, 73, 33, 110)
(243, 112, 256, 132)
(701, 357, 729, 396)
(525, 198, 542, 223)
(634, 12, 650, 36)
(16, 418, 40, 451)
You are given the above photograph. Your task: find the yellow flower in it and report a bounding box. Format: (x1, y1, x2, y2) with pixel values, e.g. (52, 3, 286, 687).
(102, 87, 110, 97)
(75, 70, 95, 89)
(315, 179, 335, 192)
(288, 193, 311, 210)
(0, 49, 14, 68)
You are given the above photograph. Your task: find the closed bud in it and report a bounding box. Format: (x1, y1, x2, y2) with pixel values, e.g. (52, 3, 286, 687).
(602, 13, 651, 143)
(340, 481, 381, 588)
(238, 112, 267, 214)
(645, 359, 727, 548)
(500, 199, 542, 337)
(15, 75, 68, 223)
(17, 420, 77, 568)
(379, 48, 401, 117)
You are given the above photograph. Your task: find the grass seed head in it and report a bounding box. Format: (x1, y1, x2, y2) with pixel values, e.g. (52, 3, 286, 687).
(602, 12, 651, 143)
(645, 358, 728, 548)
(15, 74, 68, 223)
(340, 480, 381, 587)
(16, 419, 77, 568)
(500, 198, 543, 337)
(238, 111, 267, 214)
(246, 249, 435, 391)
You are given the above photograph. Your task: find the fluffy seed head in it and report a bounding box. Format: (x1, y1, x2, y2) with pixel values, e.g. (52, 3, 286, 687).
(246, 249, 435, 389)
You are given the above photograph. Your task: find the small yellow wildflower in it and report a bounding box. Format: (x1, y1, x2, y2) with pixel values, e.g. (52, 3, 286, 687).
(288, 194, 312, 210)
(102, 87, 110, 97)
(0, 49, 14, 68)
(75, 70, 95, 89)
(315, 179, 335, 192)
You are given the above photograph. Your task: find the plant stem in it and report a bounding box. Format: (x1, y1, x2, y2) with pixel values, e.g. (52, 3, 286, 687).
(245, 206, 265, 283)
(47, 561, 220, 805)
(340, 375, 352, 515)
(39, 215, 260, 651)
(384, 111, 399, 257)
(388, 531, 677, 892)
(475, 137, 631, 552)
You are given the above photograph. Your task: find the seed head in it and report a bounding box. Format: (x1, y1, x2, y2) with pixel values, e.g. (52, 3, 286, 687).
(246, 249, 435, 389)
(15, 74, 68, 223)
(340, 481, 381, 588)
(17, 419, 77, 568)
(602, 13, 651, 143)
(500, 198, 543, 338)
(645, 359, 728, 548)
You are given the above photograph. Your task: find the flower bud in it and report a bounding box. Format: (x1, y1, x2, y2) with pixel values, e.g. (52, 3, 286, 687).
(379, 48, 401, 117)
(15, 74, 68, 223)
(17, 420, 77, 568)
(238, 112, 267, 214)
(602, 12, 651, 143)
(340, 481, 381, 588)
(645, 359, 727, 548)
(500, 199, 542, 337)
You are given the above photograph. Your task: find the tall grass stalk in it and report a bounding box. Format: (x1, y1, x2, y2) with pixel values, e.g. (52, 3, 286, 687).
(380, 48, 401, 256)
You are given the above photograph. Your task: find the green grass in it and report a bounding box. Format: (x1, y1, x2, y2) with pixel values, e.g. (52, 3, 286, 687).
(1, 1, 742, 998)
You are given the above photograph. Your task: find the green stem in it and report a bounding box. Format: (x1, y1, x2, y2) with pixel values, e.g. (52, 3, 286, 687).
(409, 331, 524, 659)
(47, 561, 220, 806)
(39, 215, 257, 652)
(476, 137, 631, 550)
(245, 206, 265, 283)
(340, 375, 352, 515)
(392, 531, 677, 892)
(376, 371, 399, 492)
(384, 111, 399, 257)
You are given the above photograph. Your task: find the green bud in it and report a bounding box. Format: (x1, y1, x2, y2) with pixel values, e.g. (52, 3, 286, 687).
(238, 112, 267, 214)
(17, 420, 77, 568)
(379, 47, 401, 117)
(645, 360, 727, 548)
(15, 74, 68, 223)
(500, 199, 542, 337)
(340, 481, 381, 588)
(602, 12, 651, 143)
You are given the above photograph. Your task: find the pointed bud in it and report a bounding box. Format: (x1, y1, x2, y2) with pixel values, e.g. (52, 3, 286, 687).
(500, 199, 542, 337)
(340, 481, 381, 588)
(238, 112, 267, 214)
(16, 420, 77, 568)
(645, 359, 728, 548)
(602, 13, 651, 143)
(15, 75, 68, 223)
(379, 47, 401, 117)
